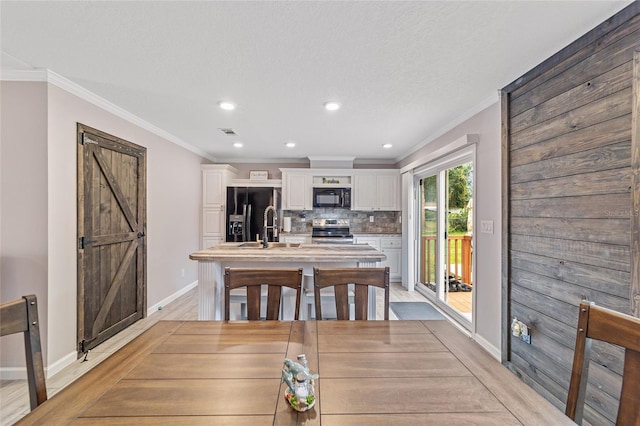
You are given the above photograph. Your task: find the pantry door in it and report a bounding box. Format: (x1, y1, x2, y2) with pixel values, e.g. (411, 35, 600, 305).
(77, 124, 147, 355)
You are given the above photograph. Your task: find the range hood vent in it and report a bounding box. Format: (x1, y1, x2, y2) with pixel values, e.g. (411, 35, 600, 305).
(308, 156, 355, 169)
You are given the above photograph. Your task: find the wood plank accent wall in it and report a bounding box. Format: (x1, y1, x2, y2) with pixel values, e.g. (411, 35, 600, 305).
(501, 3, 640, 425)
(632, 50, 640, 317)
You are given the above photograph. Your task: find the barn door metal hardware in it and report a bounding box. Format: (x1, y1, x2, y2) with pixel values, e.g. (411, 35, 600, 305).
(79, 340, 90, 361)
(78, 236, 95, 249)
(81, 134, 98, 145)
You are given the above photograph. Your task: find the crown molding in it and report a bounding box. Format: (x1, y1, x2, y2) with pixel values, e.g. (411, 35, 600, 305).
(1, 69, 217, 162)
(353, 158, 398, 165)
(0, 69, 47, 81)
(218, 157, 310, 164)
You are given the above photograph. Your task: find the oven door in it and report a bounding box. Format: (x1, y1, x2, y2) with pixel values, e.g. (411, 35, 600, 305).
(311, 236, 354, 244)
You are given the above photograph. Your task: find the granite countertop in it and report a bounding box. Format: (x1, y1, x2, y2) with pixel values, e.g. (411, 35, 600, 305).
(190, 242, 386, 262)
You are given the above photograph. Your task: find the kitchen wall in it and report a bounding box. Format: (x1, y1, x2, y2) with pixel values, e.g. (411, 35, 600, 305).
(283, 209, 401, 234)
(228, 162, 398, 181)
(228, 162, 302, 180)
(1, 78, 206, 376)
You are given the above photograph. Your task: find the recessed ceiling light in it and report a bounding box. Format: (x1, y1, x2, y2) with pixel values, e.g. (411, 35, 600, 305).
(285, 142, 296, 148)
(382, 143, 393, 149)
(323, 101, 341, 111)
(233, 142, 243, 148)
(218, 101, 236, 111)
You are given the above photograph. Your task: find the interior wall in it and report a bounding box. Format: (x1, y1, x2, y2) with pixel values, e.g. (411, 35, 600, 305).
(225, 161, 398, 180)
(398, 100, 502, 353)
(45, 83, 205, 367)
(1, 79, 205, 373)
(0, 82, 49, 368)
(227, 162, 306, 180)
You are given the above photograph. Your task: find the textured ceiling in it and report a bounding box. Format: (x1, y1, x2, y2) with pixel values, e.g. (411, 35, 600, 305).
(1, 1, 632, 163)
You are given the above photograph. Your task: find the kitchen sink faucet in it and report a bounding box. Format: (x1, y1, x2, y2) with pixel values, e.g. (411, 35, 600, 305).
(263, 205, 278, 248)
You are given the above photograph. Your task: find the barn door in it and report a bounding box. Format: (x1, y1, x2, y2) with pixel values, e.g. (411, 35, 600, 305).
(77, 124, 147, 355)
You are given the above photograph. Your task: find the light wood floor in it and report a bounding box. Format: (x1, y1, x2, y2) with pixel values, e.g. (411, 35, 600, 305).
(1, 282, 436, 425)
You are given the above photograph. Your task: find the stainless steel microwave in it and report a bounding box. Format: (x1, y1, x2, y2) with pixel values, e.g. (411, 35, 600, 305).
(313, 187, 351, 208)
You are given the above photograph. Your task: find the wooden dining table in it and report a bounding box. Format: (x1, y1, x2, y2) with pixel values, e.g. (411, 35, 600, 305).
(16, 320, 574, 425)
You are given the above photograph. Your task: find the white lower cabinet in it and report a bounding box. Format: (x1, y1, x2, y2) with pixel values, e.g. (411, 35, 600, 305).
(380, 237, 402, 282)
(279, 234, 312, 244)
(354, 236, 380, 249)
(355, 235, 402, 282)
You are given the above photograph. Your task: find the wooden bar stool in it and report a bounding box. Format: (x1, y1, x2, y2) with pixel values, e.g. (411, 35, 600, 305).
(313, 267, 389, 320)
(224, 268, 303, 320)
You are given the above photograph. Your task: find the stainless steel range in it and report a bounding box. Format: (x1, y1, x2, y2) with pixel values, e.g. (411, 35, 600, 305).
(311, 219, 354, 244)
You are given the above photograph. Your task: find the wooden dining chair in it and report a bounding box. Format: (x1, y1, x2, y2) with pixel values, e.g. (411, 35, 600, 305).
(224, 268, 303, 320)
(565, 301, 640, 425)
(313, 267, 389, 320)
(0, 294, 47, 410)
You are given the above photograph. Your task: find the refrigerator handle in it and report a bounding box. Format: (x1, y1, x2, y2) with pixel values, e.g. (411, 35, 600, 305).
(241, 204, 248, 242)
(245, 204, 252, 242)
(273, 188, 279, 240)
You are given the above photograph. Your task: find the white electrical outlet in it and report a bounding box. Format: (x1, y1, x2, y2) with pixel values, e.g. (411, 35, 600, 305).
(181, 268, 185, 277)
(369, 215, 374, 223)
(480, 220, 494, 234)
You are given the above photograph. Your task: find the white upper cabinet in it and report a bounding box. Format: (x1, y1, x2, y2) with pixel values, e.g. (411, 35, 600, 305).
(282, 171, 313, 210)
(353, 171, 400, 211)
(201, 165, 238, 248)
(280, 168, 400, 211)
(376, 173, 400, 210)
(203, 172, 222, 207)
(352, 174, 377, 210)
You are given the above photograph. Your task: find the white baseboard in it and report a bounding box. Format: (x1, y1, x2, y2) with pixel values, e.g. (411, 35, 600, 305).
(45, 351, 78, 379)
(474, 333, 501, 361)
(1, 281, 199, 381)
(0, 367, 28, 381)
(148, 280, 198, 315)
(0, 350, 77, 380)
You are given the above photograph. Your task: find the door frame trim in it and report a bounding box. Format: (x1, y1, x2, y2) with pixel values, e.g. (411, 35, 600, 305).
(411, 145, 477, 334)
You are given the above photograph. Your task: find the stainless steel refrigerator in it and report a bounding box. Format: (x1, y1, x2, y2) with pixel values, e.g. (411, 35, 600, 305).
(226, 186, 280, 242)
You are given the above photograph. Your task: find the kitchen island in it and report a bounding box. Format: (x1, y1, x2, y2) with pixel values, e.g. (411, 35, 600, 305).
(189, 242, 386, 320)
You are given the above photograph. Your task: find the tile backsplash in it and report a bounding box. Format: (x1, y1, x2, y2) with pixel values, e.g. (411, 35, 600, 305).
(283, 208, 401, 234)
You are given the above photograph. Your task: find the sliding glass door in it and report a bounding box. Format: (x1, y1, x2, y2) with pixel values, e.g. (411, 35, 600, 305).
(415, 152, 474, 326)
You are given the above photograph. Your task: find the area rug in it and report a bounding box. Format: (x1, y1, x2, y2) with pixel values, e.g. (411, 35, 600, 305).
(390, 302, 446, 320)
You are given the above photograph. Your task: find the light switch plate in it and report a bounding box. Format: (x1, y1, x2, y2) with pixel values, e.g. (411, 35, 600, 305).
(480, 220, 494, 234)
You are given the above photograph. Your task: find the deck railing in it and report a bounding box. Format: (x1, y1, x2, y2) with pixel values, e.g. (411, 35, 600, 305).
(420, 235, 472, 285)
